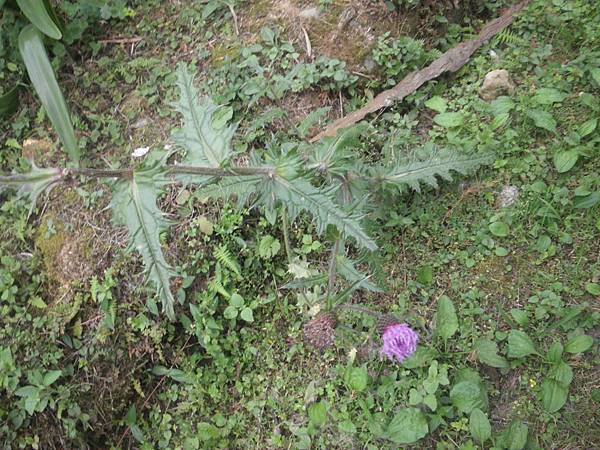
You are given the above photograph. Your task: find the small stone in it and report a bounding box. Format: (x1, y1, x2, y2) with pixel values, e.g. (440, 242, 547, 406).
(498, 185, 520, 208)
(362, 56, 378, 74)
(131, 117, 150, 129)
(479, 69, 515, 101)
(299, 7, 320, 19)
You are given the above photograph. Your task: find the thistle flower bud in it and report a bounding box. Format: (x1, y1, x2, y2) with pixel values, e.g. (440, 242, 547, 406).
(303, 312, 337, 350)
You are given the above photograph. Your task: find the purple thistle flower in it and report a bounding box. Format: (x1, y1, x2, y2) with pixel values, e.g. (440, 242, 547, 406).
(380, 323, 419, 363)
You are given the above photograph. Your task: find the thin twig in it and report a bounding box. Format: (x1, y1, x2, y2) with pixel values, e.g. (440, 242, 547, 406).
(98, 37, 142, 44)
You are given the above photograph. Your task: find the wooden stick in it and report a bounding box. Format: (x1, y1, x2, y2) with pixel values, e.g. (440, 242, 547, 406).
(309, 0, 531, 142)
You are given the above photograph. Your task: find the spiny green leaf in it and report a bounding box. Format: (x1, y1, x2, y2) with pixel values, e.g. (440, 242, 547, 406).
(111, 156, 175, 319)
(0, 162, 64, 216)
(379, 148, 492, 192)
(172, 64, 235, 168)
(265, 173, 376, 250)
(18, 26, 79, 165)
(336, 254, 383, 292)
(306, 125, 364, 177)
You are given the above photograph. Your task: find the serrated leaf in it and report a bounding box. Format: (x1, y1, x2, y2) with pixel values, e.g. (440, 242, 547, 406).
(111, 156, 176, 319)
(19, 26, 79, 164)
(172, 64, 235, 168)
(564, 335, 593, 354)
(435, 296, 458, 340)
(526, 109, 556, 133)
(386, 408, 428, 444)
(16, 0, 62, 39)
(381, 148, 492, 192)
(265, 172, 377, 251)
(475, 339, 509, 368)
(553, 150, 579, 173)
(507, 330, 538, 358)
(0, 162, 63, 216)
(307, 125, 364, 177)
(469, 409, 491, 443)
(336, 255, 383, 292)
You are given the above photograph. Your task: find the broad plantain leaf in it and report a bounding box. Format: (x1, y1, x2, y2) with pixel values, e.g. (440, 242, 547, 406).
(475, 339, 509, 368)
(172, 65, 235, 168)
(435, 295, 458, 340)
(386, 408, 428, 444)
(507, 330, 538, 358)
(111, 153, 176, 319)
(16, 0, 62, 39)
(19, 26, 79, 165)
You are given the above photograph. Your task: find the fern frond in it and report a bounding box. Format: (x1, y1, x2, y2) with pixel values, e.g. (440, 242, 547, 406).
(111, 155, 176, 319)
(171, 64, 235, 168)
(493, 30, 527, 47)
(0, 161, 64, 216)
(213, 244, 241, 277)
(377, 147, 492, 192)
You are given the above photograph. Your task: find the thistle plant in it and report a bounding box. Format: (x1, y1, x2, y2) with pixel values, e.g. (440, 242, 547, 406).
(1, 54, 492, 324)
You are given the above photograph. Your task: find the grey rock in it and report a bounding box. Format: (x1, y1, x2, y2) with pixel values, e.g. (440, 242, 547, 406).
(498, 185, 520, 208)
(479, 69, 515, 101)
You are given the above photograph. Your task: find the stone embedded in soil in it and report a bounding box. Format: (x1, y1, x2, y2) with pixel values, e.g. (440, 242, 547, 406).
(498, 185, 520, 208)
(299, 7, 320, 19)
(479, 69, 515, 101)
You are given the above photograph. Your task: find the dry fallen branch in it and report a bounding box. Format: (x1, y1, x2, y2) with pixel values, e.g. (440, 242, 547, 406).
(309, 0, 532, 142)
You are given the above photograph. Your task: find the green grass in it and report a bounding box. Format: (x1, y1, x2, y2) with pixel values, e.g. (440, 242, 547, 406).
(1, 0, 599, 449)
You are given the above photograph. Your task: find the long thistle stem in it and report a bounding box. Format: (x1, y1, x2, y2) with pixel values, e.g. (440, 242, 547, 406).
(0, 165, 275, 184)
(281, 206, 293, 266)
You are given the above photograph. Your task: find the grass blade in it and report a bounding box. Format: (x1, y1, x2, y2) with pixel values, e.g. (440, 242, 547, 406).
(16, 0, 62, 39)
(18, 25, 79, 165)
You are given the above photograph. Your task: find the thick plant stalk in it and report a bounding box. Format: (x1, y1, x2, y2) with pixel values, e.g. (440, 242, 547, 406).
(310, 0, 532, 142)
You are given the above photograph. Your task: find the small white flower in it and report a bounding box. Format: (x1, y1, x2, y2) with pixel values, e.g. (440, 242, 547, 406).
(131, 146, 150, 158)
